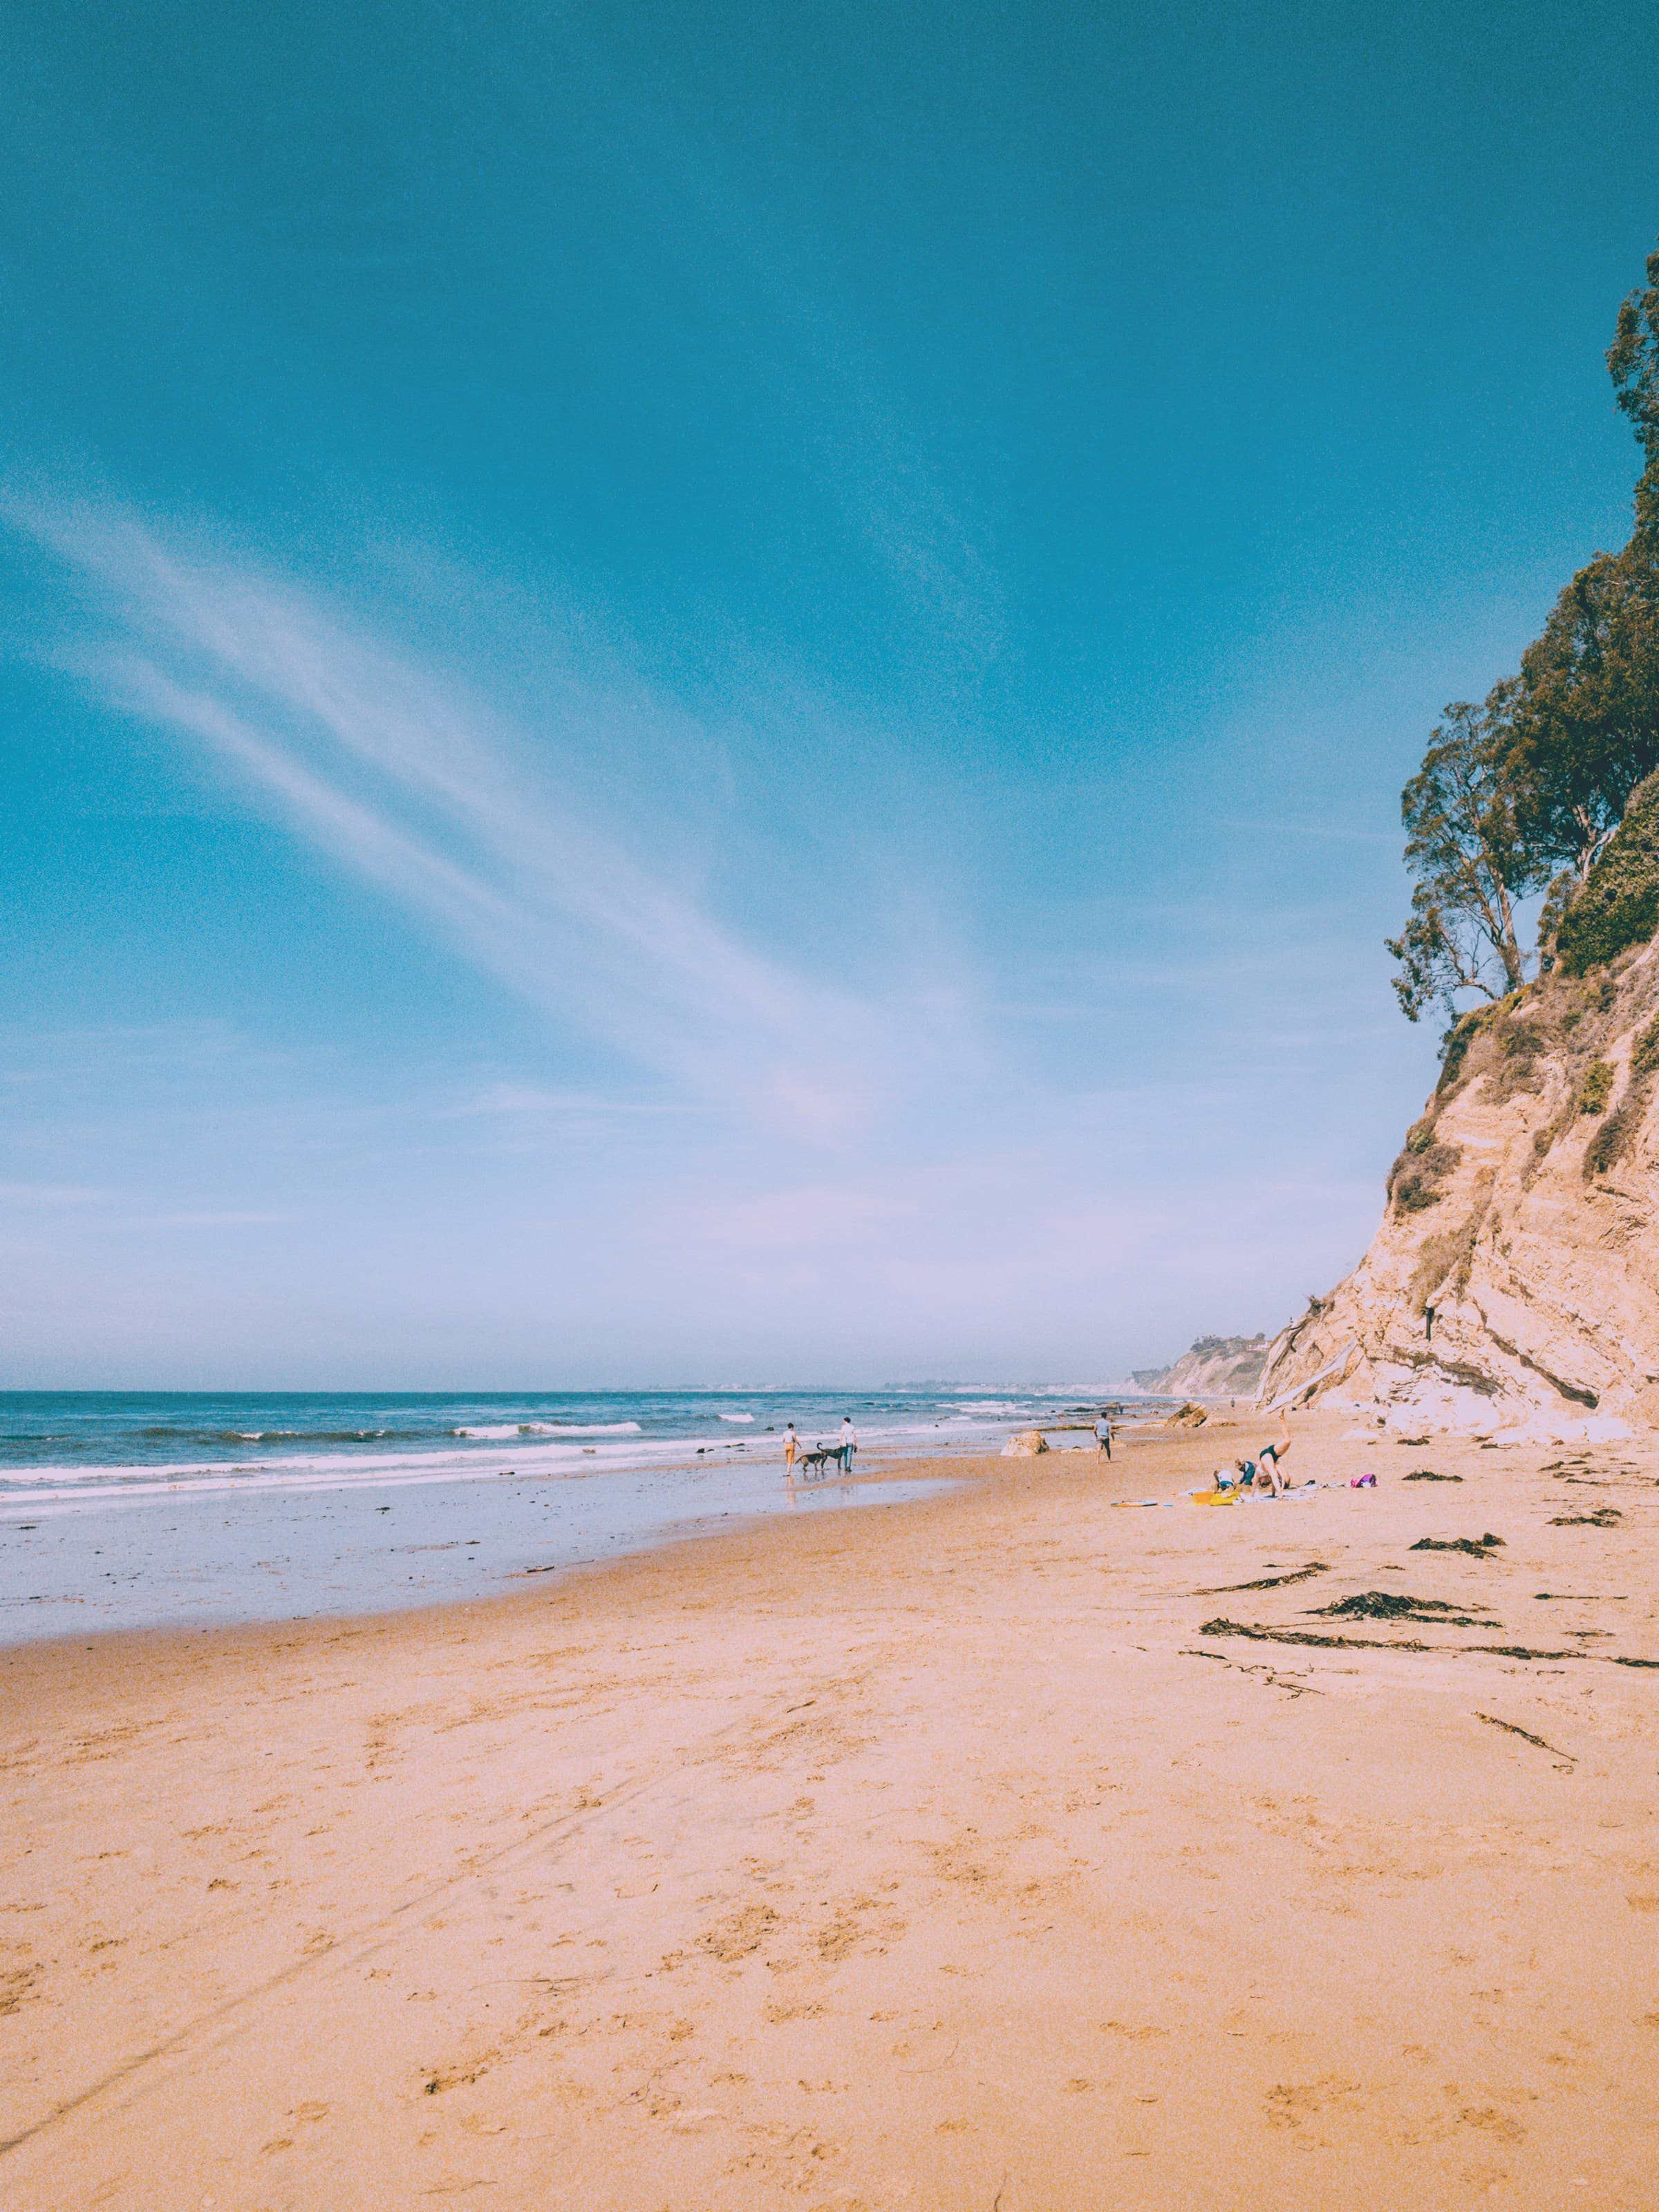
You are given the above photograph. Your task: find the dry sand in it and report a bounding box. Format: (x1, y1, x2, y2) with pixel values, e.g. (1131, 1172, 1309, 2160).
(3, 1413, 1658, 2209)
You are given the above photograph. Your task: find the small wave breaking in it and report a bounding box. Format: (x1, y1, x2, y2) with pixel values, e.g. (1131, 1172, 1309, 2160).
(451, 1421, 644, 1439)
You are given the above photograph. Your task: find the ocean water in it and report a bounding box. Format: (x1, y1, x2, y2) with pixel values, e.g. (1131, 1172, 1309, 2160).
(0, 1387, 1160, 1643)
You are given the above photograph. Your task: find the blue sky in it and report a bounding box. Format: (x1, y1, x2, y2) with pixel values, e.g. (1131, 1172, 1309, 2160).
(3, 1, 1658, 1386)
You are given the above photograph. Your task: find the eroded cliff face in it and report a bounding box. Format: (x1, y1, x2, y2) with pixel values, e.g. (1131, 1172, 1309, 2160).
(1133, 1335, 1269, 1398)
(1257, 935, 1659, 1441)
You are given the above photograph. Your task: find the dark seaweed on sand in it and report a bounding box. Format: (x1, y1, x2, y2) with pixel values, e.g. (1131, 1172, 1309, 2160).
(1410, 1533, 1504, 1555)
(1474, 1644, 1584, 1660)
(1199, 1617, 1434, 1653)
(1197, 1562, 1329, 1595)
(1476, 1712, 1575, 1768)
(1197, 1618, 1585, 1662)
(1403, 1470, 1461, 1481)
(1549, 1507, 1622, 1528)
(1309, 1591, 1497, 1627)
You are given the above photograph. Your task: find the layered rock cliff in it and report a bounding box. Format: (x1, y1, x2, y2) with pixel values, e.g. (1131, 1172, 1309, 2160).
(1134, 1334, 1270, 1398)
(1257, 924, 1659, 1441)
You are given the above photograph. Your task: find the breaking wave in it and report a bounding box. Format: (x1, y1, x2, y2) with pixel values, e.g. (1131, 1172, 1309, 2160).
(451, 1421, 644, 1438)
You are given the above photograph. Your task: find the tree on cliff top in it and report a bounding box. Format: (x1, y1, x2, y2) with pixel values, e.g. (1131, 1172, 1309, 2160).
(1389, 237, 1659, 1024)
(1386, 688, 1535, 1021)
(1508, 543, 1659, 889)
(1609, 240, 1659, 535)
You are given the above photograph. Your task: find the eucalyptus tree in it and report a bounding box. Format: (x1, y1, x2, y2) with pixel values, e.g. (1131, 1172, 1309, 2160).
(1508, 543, 1659, 897)
(1386, 686, 1537, 1022)
(1609, 238, 1659, 534)
(1387, 240, 1659, 1019)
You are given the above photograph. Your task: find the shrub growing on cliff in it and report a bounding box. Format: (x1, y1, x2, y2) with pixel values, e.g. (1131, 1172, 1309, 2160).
(1632, 1014, 1659, 1077)
(1577, 1058, 1615, 1114)
(1407, 1201, 1488, 1313)
(1585, 1095, 1643, 1178)
(1388, 1141, 1463, 1212)
(1434, 1006, 1491, 1093)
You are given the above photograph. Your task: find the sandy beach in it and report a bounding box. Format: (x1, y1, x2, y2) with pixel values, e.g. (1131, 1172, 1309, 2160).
(4, 1413, 1658, 2209)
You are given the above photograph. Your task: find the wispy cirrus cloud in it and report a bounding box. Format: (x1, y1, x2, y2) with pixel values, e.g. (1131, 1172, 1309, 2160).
(0, 1183, 111, 1204)
(10, 500, 893, 1140)
(443, 1082, 700, 1118)
(138, 1210, 289, 1227)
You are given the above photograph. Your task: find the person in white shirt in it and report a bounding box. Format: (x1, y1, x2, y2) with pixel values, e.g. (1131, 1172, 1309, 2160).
(783, 1423, 799, 1477)
(838, 1416, 857, 1472)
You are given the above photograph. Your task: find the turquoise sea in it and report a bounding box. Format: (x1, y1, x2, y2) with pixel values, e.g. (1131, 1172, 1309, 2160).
(0, 1385, 1159, 1642)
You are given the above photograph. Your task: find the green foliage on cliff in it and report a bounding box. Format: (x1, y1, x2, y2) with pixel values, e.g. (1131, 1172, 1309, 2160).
(1387, 1138, 1463, 1212)
(1386, 692, 1532, 1018)
(1554, 767, 1659, 972)
(1609, 240, 1659, 536)
(1407, 1202, 1488, 1313)
(1632, 1013, 1659, 1078)
(1577, 1058, 1616, 1114)
(1391, 239, 1659, 1040)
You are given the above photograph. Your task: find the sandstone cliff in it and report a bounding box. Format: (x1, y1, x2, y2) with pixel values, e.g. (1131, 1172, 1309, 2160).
(1257, 929, 1659, 1441)
(1134, 1334, 1270, 1398)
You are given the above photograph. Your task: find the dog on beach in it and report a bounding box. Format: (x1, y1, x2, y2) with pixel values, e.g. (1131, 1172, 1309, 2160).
(798, 1443, 850, 1479)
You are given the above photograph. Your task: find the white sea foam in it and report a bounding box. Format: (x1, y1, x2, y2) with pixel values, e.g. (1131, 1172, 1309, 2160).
(0, 1403, 1022, 1517)
(718, 1412, 755, 1423)
(0, 1424, 769, 1505)
(451, 1420, 643, 1438)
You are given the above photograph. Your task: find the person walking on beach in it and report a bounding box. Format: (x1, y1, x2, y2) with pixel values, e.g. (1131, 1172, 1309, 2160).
(783, 1423, 799, 1476)
(1094, 1411, 1114, 1459)
(838, 1416, 857, 1473)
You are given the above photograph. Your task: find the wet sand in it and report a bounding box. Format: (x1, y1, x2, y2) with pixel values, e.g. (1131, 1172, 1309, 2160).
(3, 1414, 1658, 2209)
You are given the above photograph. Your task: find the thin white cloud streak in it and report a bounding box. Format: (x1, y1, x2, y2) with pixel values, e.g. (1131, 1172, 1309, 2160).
(14, 501, 895, 1140)
(0, 1183, 110, 1204)
(135, 1212, 290, 1228)
(443, 1083, 698, 1118)
(536, 34, 1004, 669)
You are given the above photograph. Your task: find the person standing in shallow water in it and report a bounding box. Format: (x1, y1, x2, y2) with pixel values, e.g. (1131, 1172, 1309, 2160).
(783, 1423, 799, 1477)
(839, 1415, 857, 1472)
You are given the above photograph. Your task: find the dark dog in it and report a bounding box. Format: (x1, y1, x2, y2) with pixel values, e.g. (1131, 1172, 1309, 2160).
(798, 1443, 850, 1479)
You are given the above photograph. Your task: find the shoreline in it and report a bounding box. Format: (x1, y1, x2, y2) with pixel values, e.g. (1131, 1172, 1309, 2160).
(0, 1441, 1000, 1651)
(0, 1412, 1181, 1652)
(8, 1409, 1656, 2206)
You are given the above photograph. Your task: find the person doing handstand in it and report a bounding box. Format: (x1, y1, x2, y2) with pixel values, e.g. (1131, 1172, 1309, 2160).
(1248, 1411, 1293, 1496)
